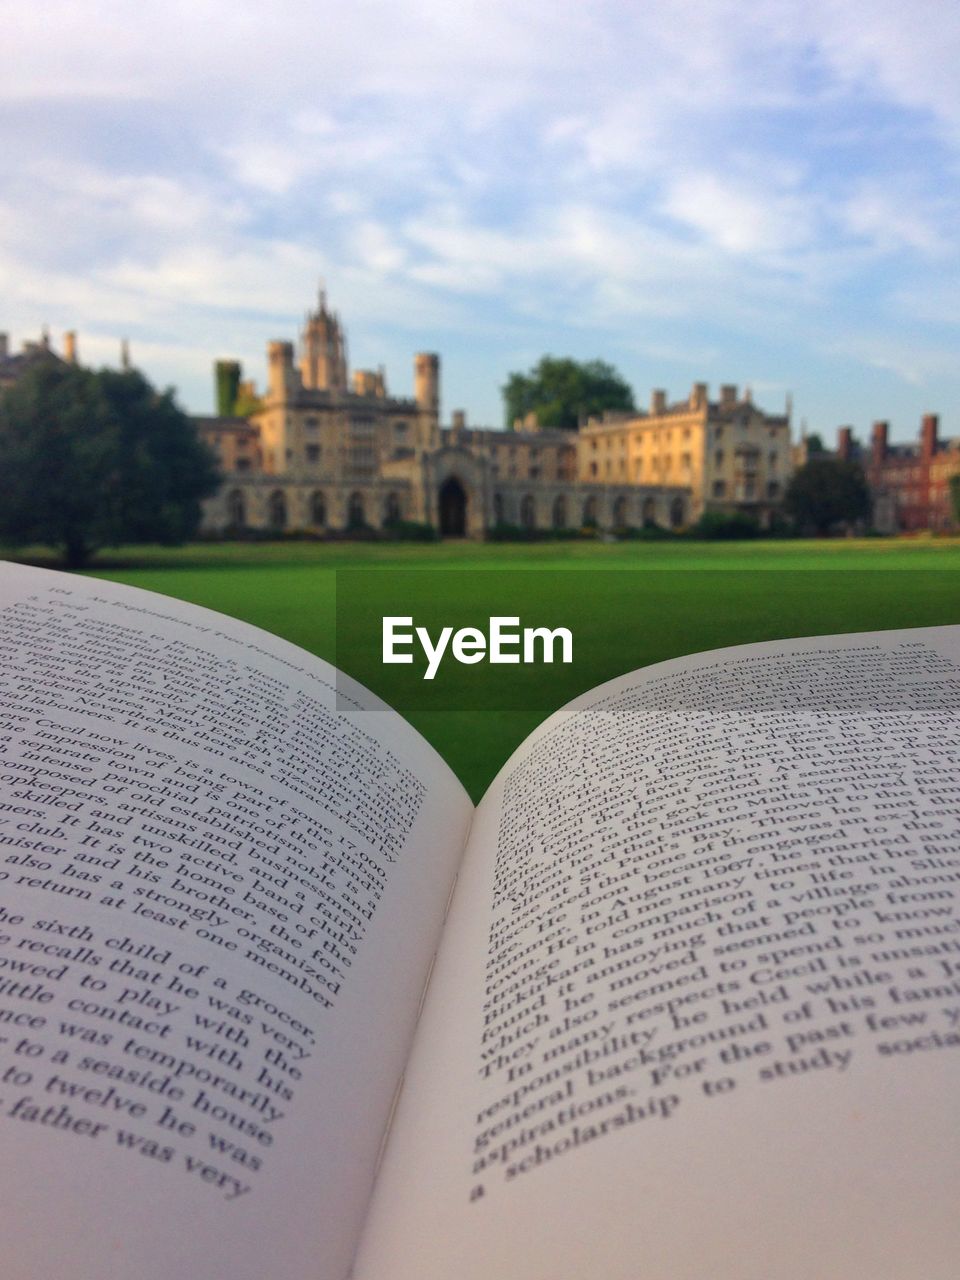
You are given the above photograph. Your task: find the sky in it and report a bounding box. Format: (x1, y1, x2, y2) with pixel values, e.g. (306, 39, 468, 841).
(2, 0, 958, 442)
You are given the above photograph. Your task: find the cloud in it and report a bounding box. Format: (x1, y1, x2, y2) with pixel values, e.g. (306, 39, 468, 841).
(0, 0, 958, 431)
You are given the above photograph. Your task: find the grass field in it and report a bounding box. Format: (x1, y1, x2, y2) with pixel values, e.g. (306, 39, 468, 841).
(16, 537, 960, 801)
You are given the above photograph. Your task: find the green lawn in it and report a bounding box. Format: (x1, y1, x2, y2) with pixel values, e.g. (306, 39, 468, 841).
(13, 537, 960, 801)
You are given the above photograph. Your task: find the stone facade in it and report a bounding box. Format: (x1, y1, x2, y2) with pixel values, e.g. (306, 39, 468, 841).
(198, 292, 789, 537)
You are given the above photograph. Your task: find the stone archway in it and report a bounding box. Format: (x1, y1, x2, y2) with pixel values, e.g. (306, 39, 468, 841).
(439, 476, 467, 536)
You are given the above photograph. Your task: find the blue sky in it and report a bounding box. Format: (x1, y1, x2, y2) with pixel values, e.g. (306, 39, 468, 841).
(2, 0, 958, 442)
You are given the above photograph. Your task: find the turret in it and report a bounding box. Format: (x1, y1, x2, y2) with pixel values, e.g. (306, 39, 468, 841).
(215, 360, 242, 416)
(267, 340, 298, 401)
(414, 352, 440, 417)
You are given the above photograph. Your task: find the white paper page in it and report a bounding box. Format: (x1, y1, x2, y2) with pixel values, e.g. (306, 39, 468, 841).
(356, 625, 960, 1280)
(0, 561, 472, 1280)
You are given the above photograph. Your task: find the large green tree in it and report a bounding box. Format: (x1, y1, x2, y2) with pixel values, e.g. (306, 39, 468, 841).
(0, 361, 220, 568)
(785, 456, 871, 535)
(502, 356, 635, 430)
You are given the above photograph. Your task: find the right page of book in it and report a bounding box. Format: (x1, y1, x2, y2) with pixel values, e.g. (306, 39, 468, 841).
(354, 625, 960, 1280)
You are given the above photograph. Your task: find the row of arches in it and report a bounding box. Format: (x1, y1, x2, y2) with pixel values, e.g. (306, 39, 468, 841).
(492, 492, 686, 530)
(226, 489, 403, 530)
(224, 485, 686, 534)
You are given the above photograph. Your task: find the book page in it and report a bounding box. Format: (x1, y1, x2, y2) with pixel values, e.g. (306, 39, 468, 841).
(355, 625, 960, 1280)
(0, 561, 472, 1280)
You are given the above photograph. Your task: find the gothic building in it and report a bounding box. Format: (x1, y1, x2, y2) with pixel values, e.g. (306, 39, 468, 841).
(198, 291, 791, 537)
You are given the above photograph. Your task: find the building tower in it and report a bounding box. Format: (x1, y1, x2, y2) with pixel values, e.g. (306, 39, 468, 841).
(300, 287, 347, 392)
(414, 352, 440, 417)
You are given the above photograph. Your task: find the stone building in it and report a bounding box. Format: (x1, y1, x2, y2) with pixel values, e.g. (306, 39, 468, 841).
(198, 291, 786, 537)
(578, 383, 792, 526)
(0, 327, 72, 390)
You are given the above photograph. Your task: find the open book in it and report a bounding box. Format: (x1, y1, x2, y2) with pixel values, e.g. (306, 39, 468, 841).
(0, 560, 957, 1279)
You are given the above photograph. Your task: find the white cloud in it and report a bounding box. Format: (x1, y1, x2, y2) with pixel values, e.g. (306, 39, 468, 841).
(839, 184, 949, 256)
(661, 173, 816, 256)
(1, 0, 958, 429)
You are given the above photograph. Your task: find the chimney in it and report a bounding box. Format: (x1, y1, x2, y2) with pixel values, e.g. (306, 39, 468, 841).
(720, 384, 737, 408)
(837, 426, 852, 461)
(650, 389, 666, 415)
(451, 409, 466, 432)
(63, 331, 78, 364)
(689, 382, 707, 410)
(921, 413, 939, 460)
(121, 338, 131, 370)
(871, 420, 889, 466)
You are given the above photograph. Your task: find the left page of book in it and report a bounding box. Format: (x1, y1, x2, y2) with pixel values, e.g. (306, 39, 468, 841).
(0, 561, 472, 1280)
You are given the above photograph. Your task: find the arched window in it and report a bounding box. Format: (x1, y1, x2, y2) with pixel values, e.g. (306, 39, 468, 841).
(520, 494, 535, 529)
(583, 496, 598, 527)
(226, 489, 245, 528)
(385, 492, 401, 525)
(552, 495, 567, 529)
(348, 492, 365, 528)
(670, 496, 685, 528)
(642, 496, 656, 527)
(268, 490, 286, 530)
(613, 495, 627, 528)
(492, 492, 504, 525)
(310, 491, 326, 527)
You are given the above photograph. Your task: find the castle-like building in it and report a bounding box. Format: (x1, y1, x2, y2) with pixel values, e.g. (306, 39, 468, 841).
(197, 290, 793, 537)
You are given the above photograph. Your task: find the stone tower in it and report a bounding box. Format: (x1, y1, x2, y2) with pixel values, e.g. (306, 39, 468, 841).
(300, 287, 348, 392)
(414, 352, 440, 417)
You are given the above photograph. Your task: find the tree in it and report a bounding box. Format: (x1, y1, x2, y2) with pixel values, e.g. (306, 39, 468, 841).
(950, 475, 960, 528)
(0, 361, 220, 568)
(502, 356, 635, 431)
(784, 456, 871, 535)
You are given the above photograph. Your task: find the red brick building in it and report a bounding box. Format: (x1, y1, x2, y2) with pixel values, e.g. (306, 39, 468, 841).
(837, 414, 960, 533)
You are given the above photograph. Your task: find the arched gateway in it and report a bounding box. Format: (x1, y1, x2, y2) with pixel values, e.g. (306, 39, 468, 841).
(439, 476, 467, 537)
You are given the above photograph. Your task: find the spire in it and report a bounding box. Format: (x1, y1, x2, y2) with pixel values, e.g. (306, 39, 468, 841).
(785, 390, 793, 422)
(121, 338, 130, 370)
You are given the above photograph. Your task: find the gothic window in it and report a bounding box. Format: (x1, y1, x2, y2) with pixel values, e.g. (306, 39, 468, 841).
(642, 496, 656, 526)
(310, 491, 326, 526)
(583, 496, 598, 526)
(613, 495, 627, 527)
(493, 492, 504, 524)
(552, 495, 567, 528)
(385, 492, 401, 524)
(670, 496, 685, 528)
(520, 494, 536, 529)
